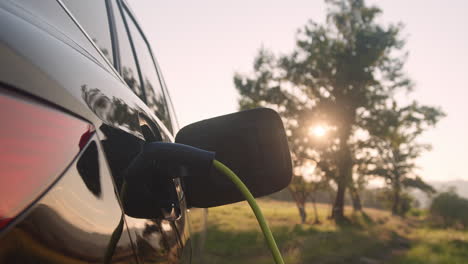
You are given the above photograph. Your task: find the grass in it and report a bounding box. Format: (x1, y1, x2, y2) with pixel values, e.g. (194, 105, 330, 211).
(194, 199, 468, 264)
(390, 228, 468, 264)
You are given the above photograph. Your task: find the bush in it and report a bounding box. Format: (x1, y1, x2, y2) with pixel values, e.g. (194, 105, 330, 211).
(429, 191, 468, 228)
(407, 208, 426, 218)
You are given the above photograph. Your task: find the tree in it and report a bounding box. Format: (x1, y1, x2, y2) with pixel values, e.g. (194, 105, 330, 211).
(362, 101, 444, 215)
(288, 176, 313, 224)
(289, 165, 331, 224)
(235, 0, 412, 222)
(430, 191, 468, 228)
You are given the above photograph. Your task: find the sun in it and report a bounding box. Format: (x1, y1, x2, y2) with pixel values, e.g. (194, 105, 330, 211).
(309, 125, 327, 137)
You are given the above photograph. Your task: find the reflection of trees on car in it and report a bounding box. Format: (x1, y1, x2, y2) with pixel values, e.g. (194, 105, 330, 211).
(119, 68, 173, 132)
(81, 85, 141, 134)
(143, 78, 172, 132)
(91, 38, 112, 64)
(122, 66, 144, 99)
(135, 220, 182, 264)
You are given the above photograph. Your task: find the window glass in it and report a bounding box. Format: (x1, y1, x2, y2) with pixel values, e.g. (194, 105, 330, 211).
(13, 0, 107, 66)
(111, 0, 144, 101)
(62, 0, 114, 64)
(123, 9, 173, 132)
(158, 69, 179, 132)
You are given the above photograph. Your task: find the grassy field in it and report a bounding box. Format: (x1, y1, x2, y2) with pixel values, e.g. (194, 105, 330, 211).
(198, 199, 468, 264)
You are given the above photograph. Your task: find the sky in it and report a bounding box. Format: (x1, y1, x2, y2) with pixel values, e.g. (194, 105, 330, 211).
(128, 0, 468, 182)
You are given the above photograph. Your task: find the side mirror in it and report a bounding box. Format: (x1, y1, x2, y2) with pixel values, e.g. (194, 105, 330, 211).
(175, 108, 292, 208)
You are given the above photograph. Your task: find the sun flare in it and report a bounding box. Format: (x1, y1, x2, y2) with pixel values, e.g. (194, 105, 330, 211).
(310, 125, 327, 138)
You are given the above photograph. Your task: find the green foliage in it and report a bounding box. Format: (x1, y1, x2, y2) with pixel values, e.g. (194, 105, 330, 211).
(399, 192, 415, 216)
(402, 178, 436, 194)
(430, 192, 468, 228)
(407, 208, 427, 218)
(358, 101, 443, 215)
(289, 176, 315, 198)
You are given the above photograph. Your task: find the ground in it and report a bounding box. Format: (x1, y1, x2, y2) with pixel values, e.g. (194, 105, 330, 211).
(196, 199, 468, 264)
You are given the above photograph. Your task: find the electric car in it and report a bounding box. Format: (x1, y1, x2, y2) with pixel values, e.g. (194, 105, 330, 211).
(0, 0, 292, 263)
(0, 0, 199, 262)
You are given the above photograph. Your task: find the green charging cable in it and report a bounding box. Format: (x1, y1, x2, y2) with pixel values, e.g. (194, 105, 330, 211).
(213, 160, 285, 264)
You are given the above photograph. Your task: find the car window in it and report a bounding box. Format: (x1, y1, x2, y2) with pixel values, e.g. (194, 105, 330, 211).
(12, 0, 107, 67)
(157, 68, 179, 132)
(111, 0, 145, 101)
(61, 0, 114, 64)
(123, 8, 173, 132)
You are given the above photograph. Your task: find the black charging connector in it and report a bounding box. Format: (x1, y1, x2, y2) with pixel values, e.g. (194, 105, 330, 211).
(139, 142, 215, 174)
(121, 142, 215, 219)
(124, 142, 215, 181)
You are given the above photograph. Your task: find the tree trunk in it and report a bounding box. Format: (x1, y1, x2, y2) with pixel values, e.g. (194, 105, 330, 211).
(288, 187, 308, 223)
(392, 180, 401, 215)
(332, 148, 353, 222)
(311, 196, 321, 224)
(350, 185, 363, 212)
(328, 190, 335, 219)
(331, 123, 353, 222)
(332, 181, 346, 221)
(297, 202, 307, 224)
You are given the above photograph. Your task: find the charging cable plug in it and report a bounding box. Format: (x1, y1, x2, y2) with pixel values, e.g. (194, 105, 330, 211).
(124, 142, 215, 180)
